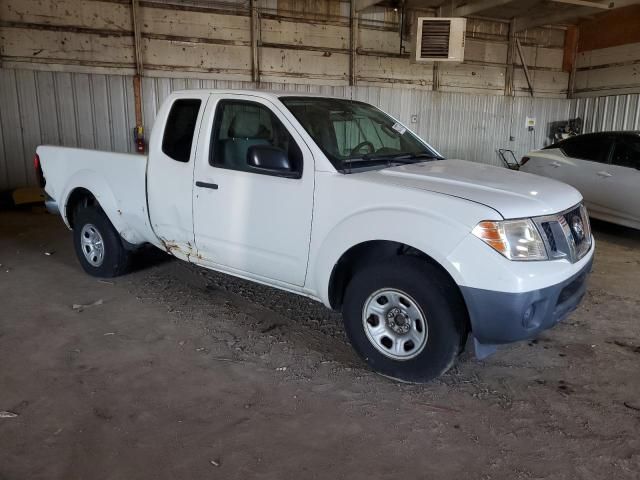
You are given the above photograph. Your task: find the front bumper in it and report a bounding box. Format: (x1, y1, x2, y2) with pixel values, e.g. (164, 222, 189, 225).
(460, 253, 593, 348)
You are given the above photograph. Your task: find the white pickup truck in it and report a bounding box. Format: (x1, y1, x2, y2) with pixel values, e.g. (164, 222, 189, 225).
(36, 90, 594, 382)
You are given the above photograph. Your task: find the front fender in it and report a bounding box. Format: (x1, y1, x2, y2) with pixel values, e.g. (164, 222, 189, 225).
(309, 205, 492, 307)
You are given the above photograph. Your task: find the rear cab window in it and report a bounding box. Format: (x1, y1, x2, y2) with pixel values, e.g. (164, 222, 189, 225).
(162, 99, 202, 162)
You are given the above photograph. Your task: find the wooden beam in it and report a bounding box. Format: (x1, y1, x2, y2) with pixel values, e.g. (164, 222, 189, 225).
(250, 0, 260, 84)
(504, 19, 515, 96)
(131, 0, 144, 76)
(515, 37, 534, 96)
(512, 0, 635, 31)
(562, 25, 578, 73)
(578, 4, 640, 51)
(566, 26, 579, 97)
(131, 0, 144, 132)
(432, 61, 440, 91)
(549, 0, 611, 8)
(514, 8, 591, 31)
(453, 0, 515, 17)
(355, 0, 381, 12)
(350, 0, 358, 85)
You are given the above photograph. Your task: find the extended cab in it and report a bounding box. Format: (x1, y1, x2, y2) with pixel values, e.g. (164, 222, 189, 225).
(36, 90, 594, 382)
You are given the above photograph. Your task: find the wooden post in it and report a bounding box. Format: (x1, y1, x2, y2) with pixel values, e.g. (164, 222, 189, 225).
(515, 38, 534, 97)
(504, 19, 515, 97)
(563, 25, 580, 98)
(432, 62, 440, 91)
(250, 0, 260, 84)
(131, 0, 145, 151)
(350, 0, 358, 86)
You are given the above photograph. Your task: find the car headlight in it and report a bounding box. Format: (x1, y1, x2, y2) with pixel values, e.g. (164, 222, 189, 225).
(472, 219, 548, 261)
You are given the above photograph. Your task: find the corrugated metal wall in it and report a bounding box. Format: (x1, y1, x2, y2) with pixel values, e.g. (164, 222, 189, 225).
(141, 75, 571, 164)
(1, 67, 571, 190)
(0, 68, 136, 190)
(570, 93, 640, 133)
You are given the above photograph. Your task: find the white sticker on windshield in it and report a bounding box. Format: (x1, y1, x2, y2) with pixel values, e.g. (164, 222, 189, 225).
(392, 122, 407, 135)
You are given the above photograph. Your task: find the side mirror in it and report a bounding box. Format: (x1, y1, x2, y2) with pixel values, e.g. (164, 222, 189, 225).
(246, 145, 299, 178)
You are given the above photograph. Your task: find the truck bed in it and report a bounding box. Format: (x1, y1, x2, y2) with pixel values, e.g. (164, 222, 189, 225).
(36, 146, 158, 247)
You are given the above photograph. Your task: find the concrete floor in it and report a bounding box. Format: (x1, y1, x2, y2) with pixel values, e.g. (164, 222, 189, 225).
(1, 209, 640, 479)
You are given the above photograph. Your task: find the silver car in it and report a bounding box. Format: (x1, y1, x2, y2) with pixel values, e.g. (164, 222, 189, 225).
(521, 132, 640, 230)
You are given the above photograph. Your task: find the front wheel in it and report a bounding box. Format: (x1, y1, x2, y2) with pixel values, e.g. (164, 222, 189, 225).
(342, 257, 468, 383)
(72, 204, 131, 278)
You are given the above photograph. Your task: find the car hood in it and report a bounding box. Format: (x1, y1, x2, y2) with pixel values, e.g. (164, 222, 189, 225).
(361, 159, 582, 219)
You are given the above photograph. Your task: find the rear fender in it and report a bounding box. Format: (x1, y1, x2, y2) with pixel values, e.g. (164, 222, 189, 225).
(60, 170, 143, 244)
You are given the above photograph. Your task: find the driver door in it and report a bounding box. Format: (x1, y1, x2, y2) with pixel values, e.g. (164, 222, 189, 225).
(192, 94, 315, 287)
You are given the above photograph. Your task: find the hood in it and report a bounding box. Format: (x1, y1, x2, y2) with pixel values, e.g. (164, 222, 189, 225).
(361, 159, 582, 219)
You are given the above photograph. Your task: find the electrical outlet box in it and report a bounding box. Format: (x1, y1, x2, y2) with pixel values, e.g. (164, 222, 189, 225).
(526, 117, 536, 130)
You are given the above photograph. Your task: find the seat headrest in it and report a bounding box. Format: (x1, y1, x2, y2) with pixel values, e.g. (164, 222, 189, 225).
(228, 112, 270, 139)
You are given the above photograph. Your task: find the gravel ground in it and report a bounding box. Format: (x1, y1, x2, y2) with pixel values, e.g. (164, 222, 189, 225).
(1, 210, 639, 479)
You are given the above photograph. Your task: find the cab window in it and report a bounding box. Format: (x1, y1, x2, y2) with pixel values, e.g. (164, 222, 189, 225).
(210, 100, 302, 177)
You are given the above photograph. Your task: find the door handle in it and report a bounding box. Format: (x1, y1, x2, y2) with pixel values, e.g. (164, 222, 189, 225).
(597, 171, 612, 178)
(196, 181, 218, 190)
(550, 161, 561, 168)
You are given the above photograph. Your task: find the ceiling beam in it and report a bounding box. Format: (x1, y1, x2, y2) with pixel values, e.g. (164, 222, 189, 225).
(511, 0, 640, 31)
(548, 0, 611, 8)
(355, 0, 382, 12)
(453, 0, 515, 17)
(513, 9, 582, 31)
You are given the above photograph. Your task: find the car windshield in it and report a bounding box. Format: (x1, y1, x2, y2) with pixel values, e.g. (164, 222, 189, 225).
(280, 96, 443, 172)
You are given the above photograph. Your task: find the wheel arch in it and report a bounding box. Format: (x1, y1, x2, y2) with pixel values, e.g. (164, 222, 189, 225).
(59, 170, 150, 246)
(328, 240, 472, 357)
(65, 187, 100, 228)
(327, 240, 467, 316)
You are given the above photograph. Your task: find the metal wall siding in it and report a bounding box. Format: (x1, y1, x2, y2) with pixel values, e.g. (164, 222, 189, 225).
(0, 68, 137, 190)
(141, 74, 570, 166)
(571, 93, 640, 133)
(0, 70, 27, 190)
(1, 67, 571, 189)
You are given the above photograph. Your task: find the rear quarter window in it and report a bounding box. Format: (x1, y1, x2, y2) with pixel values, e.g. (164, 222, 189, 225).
(162, 99, 202, 162)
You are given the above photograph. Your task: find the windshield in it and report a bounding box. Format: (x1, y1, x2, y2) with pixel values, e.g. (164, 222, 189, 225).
(280, 96, 443, 172)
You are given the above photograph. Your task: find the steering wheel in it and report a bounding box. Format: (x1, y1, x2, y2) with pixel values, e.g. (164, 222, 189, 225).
(350, 141, 375, 155)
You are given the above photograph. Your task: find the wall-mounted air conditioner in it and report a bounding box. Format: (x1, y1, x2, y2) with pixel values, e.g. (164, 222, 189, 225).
(414, 17, 466, 62)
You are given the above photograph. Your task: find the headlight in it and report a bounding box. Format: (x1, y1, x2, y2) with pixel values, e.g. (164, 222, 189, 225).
(472, 219, 548, 261)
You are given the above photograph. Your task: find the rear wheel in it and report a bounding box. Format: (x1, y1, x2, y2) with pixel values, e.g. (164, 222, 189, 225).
(72, 204, 131, 277)
(342, 257, 467, 383)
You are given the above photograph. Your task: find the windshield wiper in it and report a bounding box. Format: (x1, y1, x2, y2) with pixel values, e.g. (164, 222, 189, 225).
(385, 152, 444, 161)
(342, 152, 442, 169)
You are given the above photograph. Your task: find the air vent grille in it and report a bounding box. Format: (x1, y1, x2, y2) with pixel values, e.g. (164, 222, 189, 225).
(420, 20, 451, 59)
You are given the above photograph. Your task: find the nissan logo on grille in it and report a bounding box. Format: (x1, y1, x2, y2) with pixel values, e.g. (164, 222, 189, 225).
(571, 215, 585, 242)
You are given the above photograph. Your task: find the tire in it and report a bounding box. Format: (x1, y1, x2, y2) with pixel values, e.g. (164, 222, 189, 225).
(342, 257, 468, 383)
(72, 204, 131, 278)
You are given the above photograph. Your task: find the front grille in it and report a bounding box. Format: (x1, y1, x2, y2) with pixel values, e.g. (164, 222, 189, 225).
(534, 204, 592, 263)
(541, 222, 557, 253)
